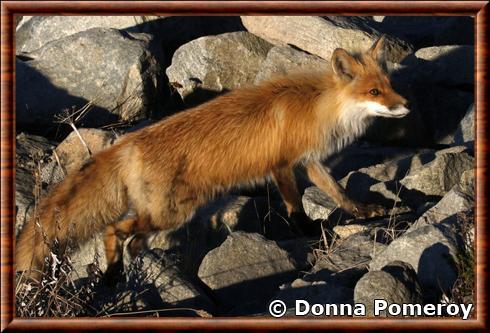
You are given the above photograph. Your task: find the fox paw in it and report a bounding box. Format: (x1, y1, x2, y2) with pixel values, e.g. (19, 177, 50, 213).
(353, 204, 387, 219)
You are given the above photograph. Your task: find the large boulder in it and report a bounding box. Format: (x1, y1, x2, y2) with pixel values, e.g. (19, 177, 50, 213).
(338, 149, 436, 207)
(197, 232, 305, 310)
(340, 146, 473, 209)
(166, 32, 272, 104)
(254, 45, 327, 84)
(16, 28, 163, 132)
(16, 16, 246, 58)
(354, 261, 423, 317)
(241, 16, 413, 63)
(369, 224, 460, 302)
(16, 16, 163, 54)
(399, 147, 474, 198)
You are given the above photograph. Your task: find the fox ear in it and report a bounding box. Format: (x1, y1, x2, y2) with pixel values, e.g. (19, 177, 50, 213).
(331, 48, 358, 81)
(369, 35, 386, 61)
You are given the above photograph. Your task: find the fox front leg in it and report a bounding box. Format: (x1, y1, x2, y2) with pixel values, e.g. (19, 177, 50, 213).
(305, 160, 387, 219)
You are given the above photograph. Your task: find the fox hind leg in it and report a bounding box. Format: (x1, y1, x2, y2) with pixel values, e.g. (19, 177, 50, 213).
(272, 167, 304, 216)
(272, 167, 318, 236)
(104, 218, 139, 267)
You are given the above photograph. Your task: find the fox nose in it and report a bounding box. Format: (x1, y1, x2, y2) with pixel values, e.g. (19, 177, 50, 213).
(400, 97, 408, 108)
(390, 98, 409, 111)
(389, 103, 409, 112)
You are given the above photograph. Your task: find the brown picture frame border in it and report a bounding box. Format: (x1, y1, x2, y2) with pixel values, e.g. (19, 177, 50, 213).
(1, 1, 488, 331)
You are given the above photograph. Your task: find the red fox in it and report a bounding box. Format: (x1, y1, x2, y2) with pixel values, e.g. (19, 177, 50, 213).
(16, 37, 409, 280)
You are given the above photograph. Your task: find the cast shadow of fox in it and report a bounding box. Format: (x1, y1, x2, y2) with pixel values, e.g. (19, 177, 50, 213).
(364, 45, 474, 148)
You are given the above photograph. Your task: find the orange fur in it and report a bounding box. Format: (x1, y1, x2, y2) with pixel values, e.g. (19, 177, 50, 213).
(16, 38, 409, 277)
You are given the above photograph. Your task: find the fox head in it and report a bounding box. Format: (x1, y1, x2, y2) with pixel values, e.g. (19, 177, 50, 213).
(332, 36, 410, 119)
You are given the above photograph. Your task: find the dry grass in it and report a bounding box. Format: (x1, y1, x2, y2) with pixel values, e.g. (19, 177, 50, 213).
(15, 241, 101, 317)
(311, 207, 342, 263)
(446, 210, 475, 312)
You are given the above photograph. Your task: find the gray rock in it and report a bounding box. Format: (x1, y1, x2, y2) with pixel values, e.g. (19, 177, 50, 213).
(199, 196, 264, 232)
(39, 157, 65, 187)
(130, 250, 214, 310)
(16, 28, 162, 131)
(314, 146, 472, 215)
(369, 224, 459, 302)
(15, 167, 37, 237)
(440, 104, 475, 146)
(16, 16, 163, 54)
(314, 234, 387, 272)
(55, 128, 117, 174)
(339, 150, 436, 206)
(94, 249, 214, 316)
(254, 45, 327, 84)
(341, 147, 473, 209)
(16, 16, 246, 59)
(15, 133, 57, 236)
(302, 186, 338, 221)
(197, 232, 300, 309)
(166, 32, 272, 103)
(410, 170, 474, 230)
(69, 232, 107, 279)
(333, 213, 414, 242)
(342, 162, 402, 185)
(241, 16, 413, 63)
(354, 261, 423, 317)
(400, 149, 474, 197)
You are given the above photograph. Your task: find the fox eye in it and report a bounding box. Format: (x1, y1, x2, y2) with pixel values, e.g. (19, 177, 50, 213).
(369, 89, 380, 96)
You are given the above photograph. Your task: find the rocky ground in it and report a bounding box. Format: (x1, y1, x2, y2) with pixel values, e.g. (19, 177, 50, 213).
(15, 16, 475, 318)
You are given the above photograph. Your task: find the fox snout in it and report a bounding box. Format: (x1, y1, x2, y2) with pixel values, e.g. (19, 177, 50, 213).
(387, 96, 410, 118)
(358, 99, 410, 119)
(387, 103, 410, 118)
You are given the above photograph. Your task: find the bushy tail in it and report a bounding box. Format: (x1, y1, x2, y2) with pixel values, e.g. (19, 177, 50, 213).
(16, 145, 129, 279)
